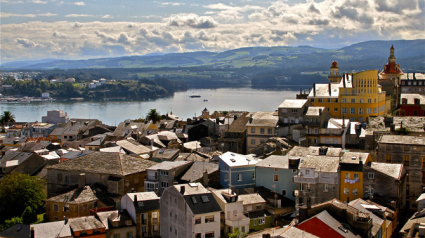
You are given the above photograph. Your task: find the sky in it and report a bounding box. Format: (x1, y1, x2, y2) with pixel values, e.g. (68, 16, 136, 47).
(1, 0, 424, 63)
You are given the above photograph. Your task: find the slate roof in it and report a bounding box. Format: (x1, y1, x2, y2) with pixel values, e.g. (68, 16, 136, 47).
(96, 210, 133, 230)
(288, 146, 342, 158)
(68, 216, 105, 232)
(126, 191, 160, 213)
(401, 209, 425, 233)
(308, 83, 340, 98)
(278, 99, 308, 109)
(255, 155, 296, 169)
(348, 199, 386, 237)
(116, 139, 151, 155)
(180, 161, 218, 182)
(46, 185, 114, 206)
(379, 135, 425, 146)
(173, 183, 222, 215)
(31, 220, 72, 238)
(369, 162, 404, 180)
(340, 152, 370, 164)
(305, 107, 326, 116)
(111, 121, 145, 137)
(174, 152, 211, 162)
(237, 193, 266, 205)
(0, 224, 30, 238)
(151, 148, 180, 160)
(248, 111, 278, 127)
(147, 161, 191, 171)
(299, 156, 339, 173)
(227, 117, 250, 133)
(46, 152, 158, 176)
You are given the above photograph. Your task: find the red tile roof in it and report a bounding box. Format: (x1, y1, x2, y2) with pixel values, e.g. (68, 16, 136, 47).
(297, 217, 344, 238)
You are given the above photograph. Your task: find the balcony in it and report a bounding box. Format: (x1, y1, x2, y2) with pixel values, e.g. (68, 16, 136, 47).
(146, 175, 159, 181)
(320, 177, 338, 184)
(225, 214, 250, 227)
(293, 173, 319, 184)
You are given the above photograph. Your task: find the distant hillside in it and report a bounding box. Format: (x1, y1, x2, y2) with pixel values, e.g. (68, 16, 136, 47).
(1, 39, 424, 71)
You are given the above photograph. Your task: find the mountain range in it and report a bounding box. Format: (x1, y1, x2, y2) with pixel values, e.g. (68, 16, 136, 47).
(1, 39, 424, 71)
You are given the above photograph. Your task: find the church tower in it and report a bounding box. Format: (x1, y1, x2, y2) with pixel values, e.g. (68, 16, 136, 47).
(328, 61, 340, 83)
(379, 45, 404, 109)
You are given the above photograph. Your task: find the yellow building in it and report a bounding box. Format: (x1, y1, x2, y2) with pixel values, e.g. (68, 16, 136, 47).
(339, 152, 373, 203)
(246, 112, 278, 154)
(308, 67, 390, 122)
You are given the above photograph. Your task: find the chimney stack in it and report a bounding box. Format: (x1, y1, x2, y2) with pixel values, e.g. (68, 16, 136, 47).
(180, 186, 185, 195)
(78, 173, 86, 189)
(134, 195, 138, 207)
(203, 169, 209, 187)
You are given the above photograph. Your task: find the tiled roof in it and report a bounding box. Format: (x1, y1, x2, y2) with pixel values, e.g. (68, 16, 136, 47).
(180, 161, 218, 182)
(116, 139, 151, 155)
(46, 184, 115, 206)
(369, 162, 403, 180)
(47, 152, 158, 176)
(278, 99, 308, 109)
(299, 156, 339, 173)
(238, 193, 266, 205)
(147, 161, 191, 171)
(32, 220, 72, 238)
(379, 135, 425, 145)
(248, 111, 278, 127)
(68, 216, 105, 232)
(227, 117, 250, 133)
(256, 155, 292, 169)
(340, 152, 370, 164)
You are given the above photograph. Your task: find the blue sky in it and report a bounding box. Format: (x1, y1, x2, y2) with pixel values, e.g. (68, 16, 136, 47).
(1, 0, 424, 63)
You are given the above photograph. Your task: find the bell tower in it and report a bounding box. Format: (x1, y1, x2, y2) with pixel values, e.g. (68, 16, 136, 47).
(328, 61, 340, 83)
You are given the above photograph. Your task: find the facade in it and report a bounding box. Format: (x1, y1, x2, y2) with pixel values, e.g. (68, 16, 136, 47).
(377, 135, 424, 211)
(209, 189, 250, 237)
(96, 210, 136, 238)
(293, 156, 339, 207)
(42, 110, 69, 124)
(401, 73, 425, 94)
(219, 152, 259, 189)
(339, 152, 372, 203)
(308, 70, 389, 122)
(144, 161, 192, 196)
(400, 94, 425, 116)
(277, 99, 309, 125)
(46, 152, 158, 197)
(363, 162, 407, 212)
(120, 192, 160, 238)
(218, 116, 250, 154)
(68, 216, 107, 237)
(237, 193, 272, 232)
(255, 155, 300, 201)
(246, 111, 278, 153)
(160, 183, 221, 238)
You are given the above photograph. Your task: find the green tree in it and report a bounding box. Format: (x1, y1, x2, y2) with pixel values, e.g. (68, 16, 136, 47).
(4, 217, 23, 229)
(0, 111, 16, 124)
(35, 88, 42, 97)
(146, 109, 161, 123)
(228, 228, 246, 238)
(0, 173, 46, 223)
(21, 206, 37, 224)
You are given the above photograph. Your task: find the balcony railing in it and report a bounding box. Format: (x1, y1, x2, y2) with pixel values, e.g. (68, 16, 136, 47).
(146, 175, 158, 181)
(293, 173, 319, 184)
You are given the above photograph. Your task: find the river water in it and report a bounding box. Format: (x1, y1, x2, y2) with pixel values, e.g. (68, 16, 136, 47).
(0, 87, 305, 126)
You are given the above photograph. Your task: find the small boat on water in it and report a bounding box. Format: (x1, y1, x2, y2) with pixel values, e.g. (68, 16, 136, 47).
(189, 95, 201, 98)
(203, 99, 208, 102)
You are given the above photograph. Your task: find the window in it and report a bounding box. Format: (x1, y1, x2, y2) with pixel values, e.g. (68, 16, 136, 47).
(353, 189, 358, 195)
(342, 98, 347, 103)
(251, 128, 255, 133)
(127, 232, 133, 238)
(368, 99, 372, 103)
(351, 98, 355, 103)
(292, 109, 298, 113)
(327, 98, 331, 103)
(160, 171, 169, 176)
(385, 154, 392, 163)
(354, 173, 359, 180)
(54, 204, 58, 212)
(161, 182, 169, 188)
(260, 128, 265, 134)
(268, 128, 273, 134)
(368, 173, 374, 179)
(196, 234, 202, 238)
(195, 217, 201, 224)
(252, 173, 256, 181)
(359, 99, 364, 103)
(63, 205, 69, 212)
(258, 218, 265, 225)
(274, 175, 279, 182)
(306, 169, 310, 175)
(367, 108, 372, 114)
(141, 213, 147, 224)
(350, 108, 356, 114)
(345, 173, 350, 179)
(205, 215, 214, 223)
(323, 184, 328, 192)
(310, 98, 315, 102)
(318, 98, 323, 102)
(237, 174, 242, 181)
(152, 212, 158, 223)
(274, 168, 279, 172)
(282, 190, 286, 196)
(113, 234, 120, 238)
(368, 187, 374, 194)
(359, 108, 364, 114)
(334, 108, 338, 112)
(314, 128, 318, 134)
(342, 108, 347, 114)
(251, 139, 255, 145)
(344, 188, 349, 194)
(403, 155, 410, 166)
(374, 108, 377, 114)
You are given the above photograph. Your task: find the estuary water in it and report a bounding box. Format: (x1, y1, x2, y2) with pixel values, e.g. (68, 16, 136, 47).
(0, 87, 305, 126)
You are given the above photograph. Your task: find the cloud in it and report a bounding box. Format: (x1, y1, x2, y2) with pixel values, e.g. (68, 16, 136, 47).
(31, 0, 47, 3)
(52, 31, 67, 38)
(1, 0, 23, 3)
(161, 2, 185, 6)
(72, 22, 83, 28)
(168, 14, 218, 28)
(102, 15, 113, 19)
(1, 12, 36, 18)
(16, 38, 38, 48)
(65, 14, 93, 17)
(74, 1, 85, 6)
(38, 12, 58, 17)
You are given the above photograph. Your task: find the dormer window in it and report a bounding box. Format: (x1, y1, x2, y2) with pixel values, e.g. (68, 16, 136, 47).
(305, 169, 310, 175)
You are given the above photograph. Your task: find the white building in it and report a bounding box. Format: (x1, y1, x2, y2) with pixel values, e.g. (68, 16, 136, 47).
(89, 83, 96, 89)
(100, 78, 107, 85)
(42, 92, 50, 98)
(160, 183, 222, 238)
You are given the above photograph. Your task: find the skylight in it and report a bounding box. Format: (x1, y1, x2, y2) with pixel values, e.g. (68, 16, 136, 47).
(191, 197, 197, 204)
(201, 195, 209, 203)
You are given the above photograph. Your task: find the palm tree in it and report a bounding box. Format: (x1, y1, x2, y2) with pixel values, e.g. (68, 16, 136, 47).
(146, 109, 161, 124)
(0, 111, 16, 124)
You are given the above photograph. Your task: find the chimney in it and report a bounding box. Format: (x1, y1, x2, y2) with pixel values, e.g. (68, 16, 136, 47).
(262, 234, 271, 238)
(180, 186, 185, 195)
(30, 227, 35, 238)
(234, 115, 237, 120)
(319, 109, 322, 115)
(78, 173, 86, 189)
(249, 116, 253, 124)
(133, 195, 138, 207)
(307, 196, 311, 210)
(203, 169, 209, 187)
(216, 118, 219, 124)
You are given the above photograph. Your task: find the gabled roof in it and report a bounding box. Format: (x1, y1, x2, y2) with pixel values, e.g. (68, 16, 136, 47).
(31, 220, 72, 238)
(147, 161, 191, 171)
(227, 117, 250, 133)
(248, 111, 278, 127)
(340, 152, 370, 164)
(68, 216, 105, 232)
(237, 193, 266, 205)
(180, 161, 219, 182)
(255, 155, 298, 169)
(299, 156, 339, 173)
(278, 99, 308, 109)
(116, 139, 151, 155)
(96, 210, 133, 230)
(172, 183, 221, 215)
(348, 199, 387, 237)
(0, 224, 30, 238)
(46, 184, 114, 206)
(47, 152, 158, 176)
(220, 151, 260, 167)
(369, 162, 404, 180)
(305, 107, 326, 116)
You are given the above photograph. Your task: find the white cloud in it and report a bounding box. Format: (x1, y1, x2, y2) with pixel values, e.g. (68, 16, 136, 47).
(167, 14, 218, 28)
(31, 0, 47, 4)
(1, 12, 36, 18)
(65, 14, 93, 17)
(1, 0, 24, 4)
(38, 12, 58, 17)
(74, 1, 85, 6)
(161, 2, 185, 6)
(102, 14, 113, 19)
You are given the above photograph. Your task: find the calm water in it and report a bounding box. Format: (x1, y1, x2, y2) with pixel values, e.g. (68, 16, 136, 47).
(0, 87, 304, 126)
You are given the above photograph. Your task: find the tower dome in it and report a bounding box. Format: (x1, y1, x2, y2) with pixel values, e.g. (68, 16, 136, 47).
(331, 61, 339, 68)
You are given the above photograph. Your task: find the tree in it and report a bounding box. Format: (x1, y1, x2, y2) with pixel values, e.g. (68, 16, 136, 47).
(4, 217, 23, 229)
(21, 206, 37, 224)
(146, 109, 161, 123)
(0, 173, 46, 223)
(228, 228, 246, 238)
(0, 111, 16, 124)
